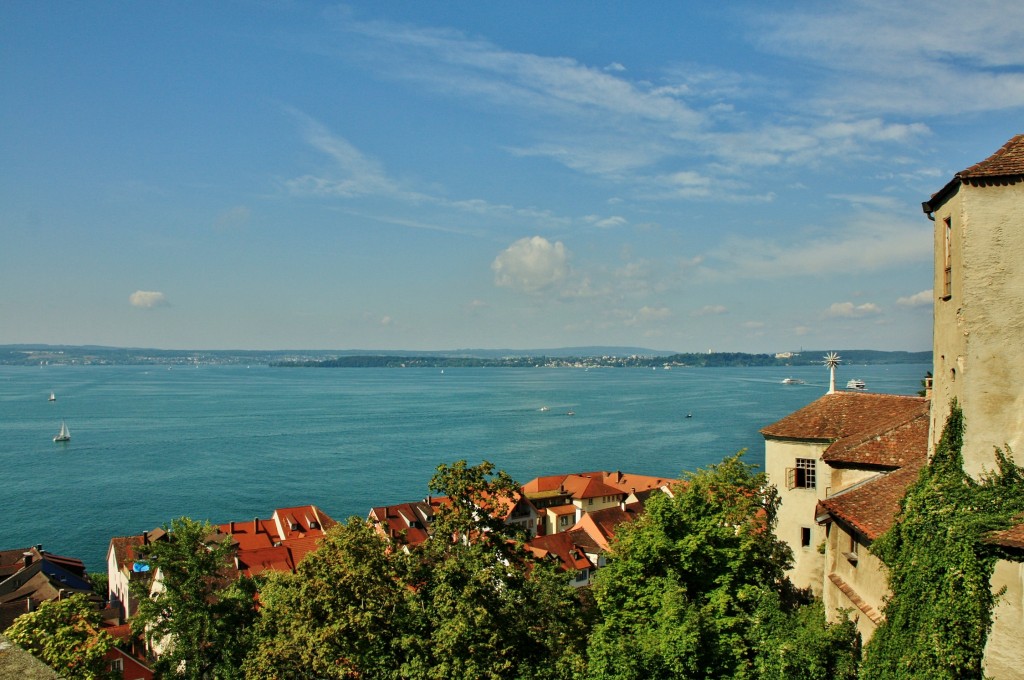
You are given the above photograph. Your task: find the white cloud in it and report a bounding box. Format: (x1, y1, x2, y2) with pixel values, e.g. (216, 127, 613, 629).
(742, 320, 766, 329)
(492, 236, 570, 294)
(825, 301, 882, 318)
(129, 291, 168, 309)
(897, 290, 933, 307)
(694, 305, 728, 316)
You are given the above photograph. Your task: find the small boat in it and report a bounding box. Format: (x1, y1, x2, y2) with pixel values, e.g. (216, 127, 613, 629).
(686, 413, 693, 419)
(846, 378, 866, 390)
(566, 410, 575, 416)
(54, 420, 70, 442)
(781, 378, 805, 385)
(539, 406, 550, 412)
(49, 392, 56, 401)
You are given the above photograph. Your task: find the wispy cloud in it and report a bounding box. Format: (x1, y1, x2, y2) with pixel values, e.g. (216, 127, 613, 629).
(825, 301, 882, 318)
(694, 304, 728, 316)
(129, 291, 168, 309)
(708, 213, 931, 280)
(897, 290, 933, 307)
(755, 2, 1024, 116)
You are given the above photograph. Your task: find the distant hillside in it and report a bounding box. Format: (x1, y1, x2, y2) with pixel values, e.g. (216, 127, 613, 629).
(0, 344, 931, 367)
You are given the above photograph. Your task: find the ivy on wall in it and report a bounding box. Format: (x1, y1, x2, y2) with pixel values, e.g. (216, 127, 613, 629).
(861, 401, 1024, 679)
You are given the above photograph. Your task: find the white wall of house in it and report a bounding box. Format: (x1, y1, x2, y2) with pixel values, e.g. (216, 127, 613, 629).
(765, 438, 828, 594)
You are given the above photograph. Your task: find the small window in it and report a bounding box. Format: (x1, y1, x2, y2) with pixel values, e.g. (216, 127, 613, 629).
(844, 534, 860, 565)
(942, 217, 952, 299)
(786, 458, 817, 489)
(110, 658, 124, 672)
(800, 527, 812, 548)
(588, 498, 593, 506)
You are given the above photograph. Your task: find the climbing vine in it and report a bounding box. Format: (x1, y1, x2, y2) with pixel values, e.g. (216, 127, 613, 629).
(861, 400, 1024, 679)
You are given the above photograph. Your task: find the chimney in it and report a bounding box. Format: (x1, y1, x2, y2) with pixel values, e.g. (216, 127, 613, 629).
(254, 517, 260, 533)
(23, 552, 32, 569)
(143, 530, 149, 545)
(35, 544, 43, 552)
(230, 520, 236, 534)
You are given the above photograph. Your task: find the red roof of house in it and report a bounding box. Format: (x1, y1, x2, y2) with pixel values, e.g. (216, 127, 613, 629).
(958, 134, 1024, 179)
(924, 134, 1024, 212)
(522, 473, 629, 500)
(816, 460, 925, 541)
(822, 409, 929, 468)
(570, 502, 644, 551)
(526, 532, 593, 573)
(762, 393, 929, 469)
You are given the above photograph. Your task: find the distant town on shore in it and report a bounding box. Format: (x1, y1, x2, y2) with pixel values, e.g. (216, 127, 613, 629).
(0, 344, 930, 369)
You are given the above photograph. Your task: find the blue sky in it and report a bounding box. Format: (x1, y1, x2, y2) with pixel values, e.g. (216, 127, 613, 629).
(3, 2, 1022, 352)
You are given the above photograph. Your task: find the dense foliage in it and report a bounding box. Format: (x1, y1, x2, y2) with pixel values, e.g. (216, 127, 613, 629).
(6, 593, 117, 679)
(130, 517, 259, 679)
(41, 457, 880, 678)
(587, 453, 860, 679)
(862, 402, 1024, 679)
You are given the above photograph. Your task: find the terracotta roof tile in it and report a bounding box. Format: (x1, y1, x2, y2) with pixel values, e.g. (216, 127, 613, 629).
(762, 393, 928, 468)
(525, 532, 593, 573)
(817, 460, 925, 540)
(958, 134, 1024, 179)
(924, 134, 1024, 212)
(823, 410, 929, 468)
(986, 521, 1024, 551)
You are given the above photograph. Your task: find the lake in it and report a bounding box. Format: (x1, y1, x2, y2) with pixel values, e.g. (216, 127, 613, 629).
(0, 362, 929, 571)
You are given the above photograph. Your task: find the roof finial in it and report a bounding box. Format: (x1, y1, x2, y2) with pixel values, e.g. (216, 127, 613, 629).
(824, 352, 841, 394)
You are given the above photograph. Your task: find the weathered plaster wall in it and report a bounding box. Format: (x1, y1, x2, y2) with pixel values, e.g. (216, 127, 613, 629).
(822, 522, 889, 643)
(765, 438, 827, 594)
(931, 180, 1024, 478)
(985, 559, 1024, 680)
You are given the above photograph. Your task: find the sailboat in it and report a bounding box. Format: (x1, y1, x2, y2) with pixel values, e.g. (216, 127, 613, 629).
(49, 392, 56, 402)
(54, 420, 70, 442)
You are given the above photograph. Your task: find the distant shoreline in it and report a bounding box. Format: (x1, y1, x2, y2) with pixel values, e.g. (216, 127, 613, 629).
(1, 344, 931, 368)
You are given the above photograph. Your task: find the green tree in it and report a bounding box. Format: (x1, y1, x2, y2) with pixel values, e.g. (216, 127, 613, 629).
(243, 518, 411, 679)
(862, 401, 1024, 679)
(401, 460, 589, 679)
(6, 593, 117, 679)
(130, 516, 258, 679)
(587, 452, 859, 679)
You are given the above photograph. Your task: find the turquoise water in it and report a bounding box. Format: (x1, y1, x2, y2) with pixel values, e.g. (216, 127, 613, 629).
(0, 363, 929, 571)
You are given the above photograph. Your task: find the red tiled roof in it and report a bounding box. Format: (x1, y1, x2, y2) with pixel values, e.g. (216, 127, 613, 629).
(817, 460, 925, 541)
(526, 532, 593, 573)
(523, 473, 628, 500)
(570, 502, 644, 551)
(959, 134, 1024, 179)
(762, 393, 929, 468)
(823, 410, 929, 468)
(924, 134, 1024, 212)
(986, 521, 1024, 551)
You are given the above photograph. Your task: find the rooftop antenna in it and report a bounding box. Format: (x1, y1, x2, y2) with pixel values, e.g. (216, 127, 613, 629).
(824, 352, 841, 394)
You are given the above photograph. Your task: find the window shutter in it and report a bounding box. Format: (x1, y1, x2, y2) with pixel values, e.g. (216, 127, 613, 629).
(786, 467, 797, 490)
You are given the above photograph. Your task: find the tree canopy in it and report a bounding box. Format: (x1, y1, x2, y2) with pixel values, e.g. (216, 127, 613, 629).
(587, 452, 859, 679)
(130, 516, 258, 679)
(6, 593, 117, 680)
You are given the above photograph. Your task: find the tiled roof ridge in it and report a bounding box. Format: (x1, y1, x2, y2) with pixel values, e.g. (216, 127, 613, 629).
(958, 133, 1024, 179)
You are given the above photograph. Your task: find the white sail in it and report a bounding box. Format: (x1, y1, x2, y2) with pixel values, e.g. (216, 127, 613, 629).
(54, 420, 70, 442)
